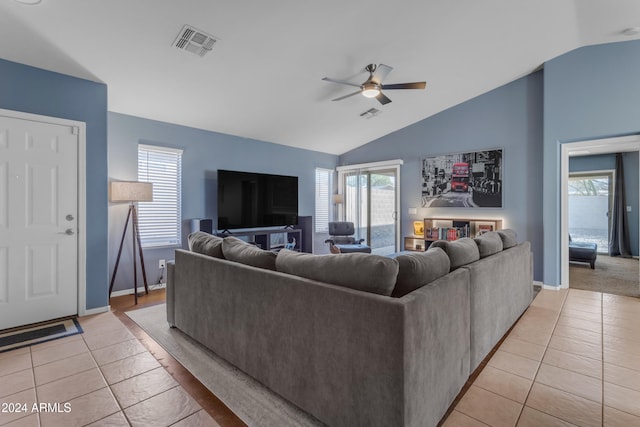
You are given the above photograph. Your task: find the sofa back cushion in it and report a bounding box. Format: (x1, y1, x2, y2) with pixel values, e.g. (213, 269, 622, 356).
(188, 232, 224, 259)
(276, 249, 398, 296)
(431, 237, 480, 270)
(222, 236, 277, 270)
(390, 247, 450, 297)
(497, 229, 518, 249)
(473, 231, 503, 258)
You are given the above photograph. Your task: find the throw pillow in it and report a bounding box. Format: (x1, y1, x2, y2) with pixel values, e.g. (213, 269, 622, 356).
(222, 236, 277, 270)
(497, 229, 518, 249)
(188, 232, 224, 259)
(431, 237, 480, 270)
(275, 249, 399, 296)
(473, 231, 503, 258)
(390, 247, 450, 297)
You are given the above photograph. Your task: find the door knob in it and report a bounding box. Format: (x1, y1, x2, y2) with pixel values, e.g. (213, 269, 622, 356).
(59, 229, 75, 235)
(66, 214, 75, 221)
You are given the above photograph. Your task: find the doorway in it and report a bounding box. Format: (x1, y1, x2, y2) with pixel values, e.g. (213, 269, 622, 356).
(0, 109, 86, 330)
(337, 160, 402, 255)
(561, 135, 640, 291)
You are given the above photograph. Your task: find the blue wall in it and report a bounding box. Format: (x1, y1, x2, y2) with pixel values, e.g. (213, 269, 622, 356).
(108, 112, 337, 292)
(340, 72, 544, 280)
(543, 39, 640, 285)
(0, 58, 108, 310)
(569, 153, 639, 256)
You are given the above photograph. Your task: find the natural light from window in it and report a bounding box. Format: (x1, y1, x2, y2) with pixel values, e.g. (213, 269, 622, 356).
(568, 174, 611, 252)
(137, 144, 183, 248)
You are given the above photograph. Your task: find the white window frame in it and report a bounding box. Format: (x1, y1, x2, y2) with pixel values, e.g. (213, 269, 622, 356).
(137, 144, 183, 248)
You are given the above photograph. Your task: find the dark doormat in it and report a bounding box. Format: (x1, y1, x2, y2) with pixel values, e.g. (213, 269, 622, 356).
(0, 318, 83, 353)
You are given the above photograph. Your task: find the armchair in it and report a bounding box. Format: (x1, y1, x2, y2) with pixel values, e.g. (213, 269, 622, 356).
(324, 221, 372, 254)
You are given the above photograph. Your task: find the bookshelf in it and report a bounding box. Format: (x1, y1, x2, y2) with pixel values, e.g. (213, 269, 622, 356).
(404, 218, 503, 251)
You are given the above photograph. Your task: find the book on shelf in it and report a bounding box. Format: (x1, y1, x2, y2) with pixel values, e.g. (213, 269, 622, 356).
(434, 226, 471, 241)
(427, 227, 439, 239)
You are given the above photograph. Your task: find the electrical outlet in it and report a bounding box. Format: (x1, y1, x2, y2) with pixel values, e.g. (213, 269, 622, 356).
(159, 259, 166, 269)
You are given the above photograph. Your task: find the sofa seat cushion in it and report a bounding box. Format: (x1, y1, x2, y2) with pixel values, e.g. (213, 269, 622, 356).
(389, 247, 450, 297)
(188, 232, 224, 259)
(276, 249, 398, 296)
(497, 229, 518, 249)
(431, 238, 480, 270)
(222, 236, 277, 270)
(473, 231, 504, 258)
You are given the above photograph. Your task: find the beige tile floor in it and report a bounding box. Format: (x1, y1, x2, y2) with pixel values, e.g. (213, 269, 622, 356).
(445, 288, 640, 427)
(0, 312, 220, 427)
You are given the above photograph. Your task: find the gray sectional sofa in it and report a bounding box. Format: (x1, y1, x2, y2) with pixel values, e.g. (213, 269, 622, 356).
(167, 230, 533, 427)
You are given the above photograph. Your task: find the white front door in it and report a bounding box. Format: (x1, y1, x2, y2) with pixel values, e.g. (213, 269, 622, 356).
(0, 113, 79, 330)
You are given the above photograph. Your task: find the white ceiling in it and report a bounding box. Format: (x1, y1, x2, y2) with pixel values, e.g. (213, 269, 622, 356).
(1, 0, 639, 155)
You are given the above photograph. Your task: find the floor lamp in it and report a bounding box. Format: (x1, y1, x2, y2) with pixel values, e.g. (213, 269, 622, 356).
(332, 193, 344, 221)
(109, 181, 153, 304)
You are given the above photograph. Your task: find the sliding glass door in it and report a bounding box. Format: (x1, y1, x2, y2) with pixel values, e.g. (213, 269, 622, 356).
(338, 162, 401, 255)
(568, 172, 612, 252)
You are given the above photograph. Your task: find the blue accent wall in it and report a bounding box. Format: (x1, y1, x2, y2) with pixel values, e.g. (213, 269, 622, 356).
(569, 153, 639, 256)
(0, 58, 109, 310)
(543, 39, 640, 285)
(340, 72, 544, 280)
(108, 112, 337, 292)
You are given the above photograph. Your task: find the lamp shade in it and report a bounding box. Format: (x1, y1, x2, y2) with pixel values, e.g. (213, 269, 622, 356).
(332, 194, 344, 204)
(110, 181, 153, 202)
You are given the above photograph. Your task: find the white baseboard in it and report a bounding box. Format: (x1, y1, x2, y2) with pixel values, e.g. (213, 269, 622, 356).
(81, 305, 110, 316)
(110, 282, 166, 297)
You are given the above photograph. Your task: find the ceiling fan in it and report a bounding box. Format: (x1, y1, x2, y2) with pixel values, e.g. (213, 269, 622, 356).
(322, 64, 426, 105)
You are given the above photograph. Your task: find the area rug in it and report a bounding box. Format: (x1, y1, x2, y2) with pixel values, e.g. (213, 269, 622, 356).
(0, 318, 83, 353)
(570, 254, 639, 297)
(125, 304, 324, 427)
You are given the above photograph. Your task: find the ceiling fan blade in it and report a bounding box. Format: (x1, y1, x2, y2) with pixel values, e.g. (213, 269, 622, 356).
(371, 64, 393, 85)
(322, 77, 361, 88)
(382, 82, 427, 90)
(376, 92, 392, 105)
(331, 90, 362, 101)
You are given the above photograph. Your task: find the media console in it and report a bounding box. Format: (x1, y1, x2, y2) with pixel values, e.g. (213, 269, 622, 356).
(190, 216, 312, 253)
(216, 228, 303, 252)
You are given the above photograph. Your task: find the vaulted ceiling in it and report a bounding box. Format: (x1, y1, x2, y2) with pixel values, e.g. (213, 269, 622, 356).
(1, 0, 639, 155)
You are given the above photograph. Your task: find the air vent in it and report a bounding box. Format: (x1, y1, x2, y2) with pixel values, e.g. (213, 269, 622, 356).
(360, 108, 381, 119)
(173, 25, 218, 57)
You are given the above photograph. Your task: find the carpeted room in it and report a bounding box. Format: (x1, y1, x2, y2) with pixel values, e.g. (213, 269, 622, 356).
(568, 151, 640, 298)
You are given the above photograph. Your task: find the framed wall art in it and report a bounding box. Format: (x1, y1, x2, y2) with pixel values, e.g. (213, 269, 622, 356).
(421, 148, 503, 208)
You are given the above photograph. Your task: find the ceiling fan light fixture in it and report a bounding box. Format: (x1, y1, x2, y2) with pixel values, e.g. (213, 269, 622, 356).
(361, 83, 381, 98)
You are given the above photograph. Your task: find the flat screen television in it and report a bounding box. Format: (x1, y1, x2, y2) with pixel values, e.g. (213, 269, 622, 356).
(217, 169, 298, 230)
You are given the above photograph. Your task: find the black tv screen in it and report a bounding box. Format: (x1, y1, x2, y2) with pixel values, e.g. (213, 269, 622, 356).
(217, 169, 299, 230)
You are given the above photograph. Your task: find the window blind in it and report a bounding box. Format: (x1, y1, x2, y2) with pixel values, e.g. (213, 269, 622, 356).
(315, 168, 331, 232)
(137, 144, 183, 247)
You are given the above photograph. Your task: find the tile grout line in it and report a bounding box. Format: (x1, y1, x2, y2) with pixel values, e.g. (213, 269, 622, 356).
(80, 332, 128, 427)
(30, 346, 42, 427)
(80, 317, 201, 426)
(601, 293, 604, 427)
(450, 409, 491, 426)
(598, 299, 640, 422)
(513, 289, 569, 426)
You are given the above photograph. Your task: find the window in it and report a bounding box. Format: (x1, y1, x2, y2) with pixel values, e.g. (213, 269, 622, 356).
(137, 144, 183, 247)
(568, 171, 613, 252)
(315, 168, 332, 233)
